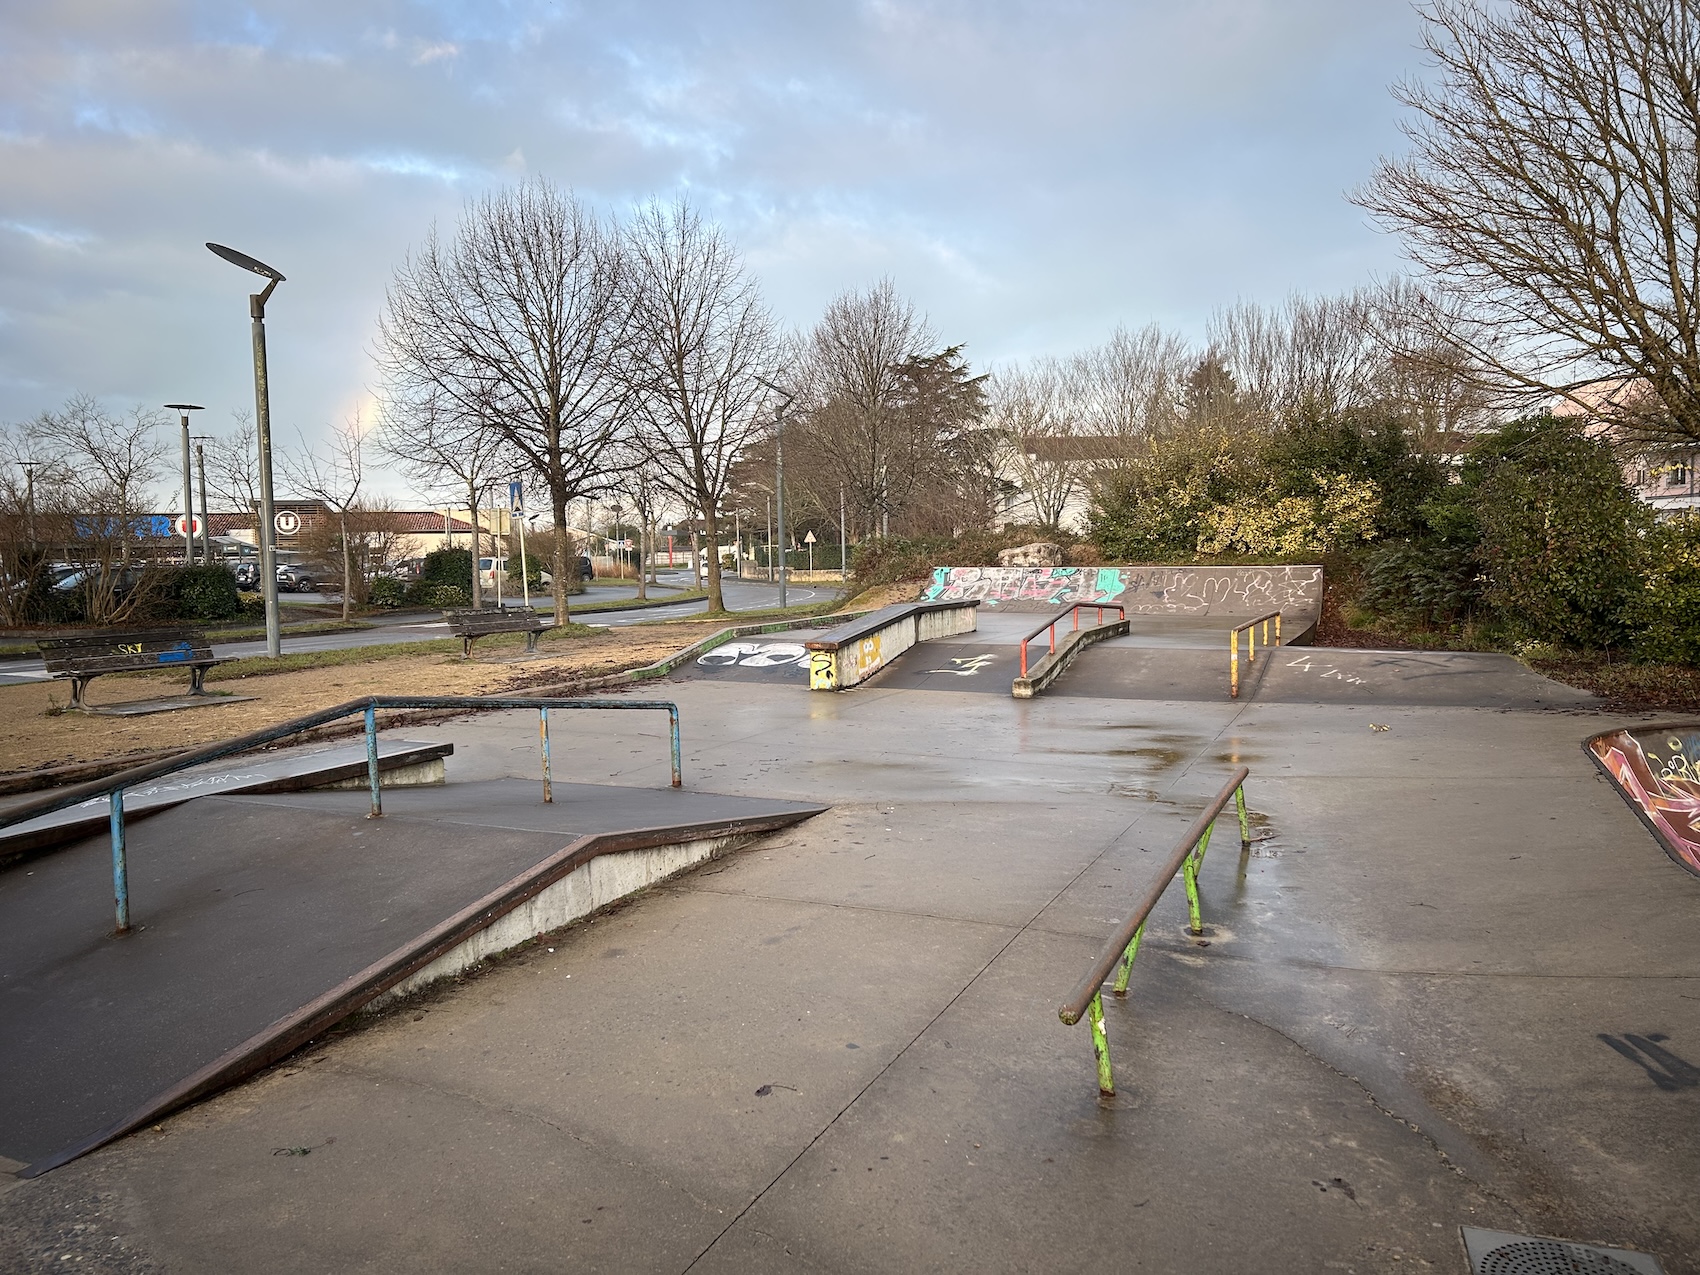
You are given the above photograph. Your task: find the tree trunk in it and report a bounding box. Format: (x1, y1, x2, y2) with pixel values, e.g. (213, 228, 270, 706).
(635, 521, 647, 600)
(703, 505, 722, 612)
(551, 485, 570, 625)
(467, 479, 484, 610)
(339, 512, 352, 622)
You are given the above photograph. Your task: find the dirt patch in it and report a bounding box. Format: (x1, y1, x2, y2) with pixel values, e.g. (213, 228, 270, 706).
(0, 622, 727, 776)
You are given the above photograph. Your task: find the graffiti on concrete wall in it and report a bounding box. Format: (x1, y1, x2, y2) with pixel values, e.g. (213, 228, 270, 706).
(1586, 725, 1700, 877)
(921, 565, 1323, 615)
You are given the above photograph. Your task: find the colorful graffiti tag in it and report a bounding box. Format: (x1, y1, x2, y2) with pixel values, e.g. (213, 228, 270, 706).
(1586, 725, 1700, 877)
(920, 565, 1322, 617)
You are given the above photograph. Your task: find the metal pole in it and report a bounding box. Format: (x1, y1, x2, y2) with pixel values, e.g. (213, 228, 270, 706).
(840, 486, 847, 581)
(194, 440, 212, 565)
(109, 788, 130, 935)
(539, 707, 553, 803)
(518, 510, 530, 609)
(669, 705, 682, 788)
(495, 502, 505, 610)
(765, 496, 773, 583)
(179, 410, 193, 564)
(250, 288, 283, 658)
(365, 701, 382, 818)
(776, 408, 787, 608)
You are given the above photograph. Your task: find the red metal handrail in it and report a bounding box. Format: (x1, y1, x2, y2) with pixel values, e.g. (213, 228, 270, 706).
(1018, 603, 1128, 677)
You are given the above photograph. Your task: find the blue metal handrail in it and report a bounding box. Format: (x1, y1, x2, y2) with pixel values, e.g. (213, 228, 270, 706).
(0, 695, 682, 936)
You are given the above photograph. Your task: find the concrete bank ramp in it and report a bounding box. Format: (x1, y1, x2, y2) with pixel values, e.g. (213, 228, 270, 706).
(0, 780, 823, 1176)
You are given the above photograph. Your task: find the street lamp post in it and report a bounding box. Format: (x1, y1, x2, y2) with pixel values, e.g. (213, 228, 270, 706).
(206, 243, 286, 657)
(192, 436, 213, 565)
(754, 378, 794, 608)
(164, 404, 203, 565)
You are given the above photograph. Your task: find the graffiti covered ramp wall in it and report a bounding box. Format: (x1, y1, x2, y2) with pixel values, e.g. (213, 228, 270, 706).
(921, 564, 1323, 637)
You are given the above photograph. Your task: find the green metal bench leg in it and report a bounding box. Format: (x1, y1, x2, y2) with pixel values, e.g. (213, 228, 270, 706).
(70, 676, 89, 711)
(1088, 992, 1114, 1095)
(1235, 784, 1250, 845)
(189, 665, 208, 696)
(525, 630, 539, 653)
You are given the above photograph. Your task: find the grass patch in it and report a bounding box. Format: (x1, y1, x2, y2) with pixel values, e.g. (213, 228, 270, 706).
(1524, 654, 1700, 715)
(204, 623, 596, 681)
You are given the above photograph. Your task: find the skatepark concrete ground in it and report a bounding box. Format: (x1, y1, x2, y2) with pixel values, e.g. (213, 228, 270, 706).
(2, 636, 1696, 1273)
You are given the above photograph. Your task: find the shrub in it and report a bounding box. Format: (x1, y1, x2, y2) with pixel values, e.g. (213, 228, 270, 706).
(367, 576, 406, 609)
(1465, 416, 1648, 648)
(421, 584, 470, 609)
(405, 548, 473, 606)
(167, 564, 243, 623)
(1630, 513, 1700, 664)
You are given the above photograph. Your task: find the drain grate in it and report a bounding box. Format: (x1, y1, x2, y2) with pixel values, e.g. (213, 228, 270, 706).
(1461, 1227, 1664, 1275)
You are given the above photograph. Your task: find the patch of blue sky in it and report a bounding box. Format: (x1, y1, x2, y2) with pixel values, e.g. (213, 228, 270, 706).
(71, 101, 157, 139)
(361, 152, 470, 185)
(2, 220, 92, 250)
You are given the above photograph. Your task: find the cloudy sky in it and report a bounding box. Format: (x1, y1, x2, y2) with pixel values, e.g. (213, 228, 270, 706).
(1, 0, 1428, 498)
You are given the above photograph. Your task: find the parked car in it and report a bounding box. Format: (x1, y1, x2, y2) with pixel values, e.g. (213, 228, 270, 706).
(275, 564, 317, 593)
(233, 562, 260, 590)
(578, 555, 594, 581)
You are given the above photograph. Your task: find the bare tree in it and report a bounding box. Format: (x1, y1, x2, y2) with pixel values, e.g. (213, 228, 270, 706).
(376, 388, 516, 610)
(376, 179, 631, 623)
(1075, 323, 1193, 444)
(988, 358, 1091, 530)
(23, 397, 170, 623)
(1355, 0, 1700, 444)
(205, 412, 261, 516)
(1208, 291, 1383, 425)
(622, 198, 775, 612)
(786, 281, 934, 540)
(282, 420, 367, 621)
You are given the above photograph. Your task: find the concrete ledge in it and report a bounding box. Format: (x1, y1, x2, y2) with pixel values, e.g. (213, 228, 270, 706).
(802, 600, 980, 691)
(1012, 618, 1130, 698)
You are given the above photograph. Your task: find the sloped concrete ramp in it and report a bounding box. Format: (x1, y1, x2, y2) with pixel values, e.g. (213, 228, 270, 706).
(0, 780, 822, 1176)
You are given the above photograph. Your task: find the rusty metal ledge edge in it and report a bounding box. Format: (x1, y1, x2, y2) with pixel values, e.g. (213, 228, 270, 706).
(19, 804, 825, 1180)
(1011, 618, 1131, 699)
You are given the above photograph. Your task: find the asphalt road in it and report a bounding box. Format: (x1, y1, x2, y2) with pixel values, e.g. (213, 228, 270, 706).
(0, 572, 838, 685)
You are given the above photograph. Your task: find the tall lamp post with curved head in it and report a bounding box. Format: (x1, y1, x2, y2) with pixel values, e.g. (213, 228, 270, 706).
(206, 242, 285, 658)
(163, 404, 203, 566)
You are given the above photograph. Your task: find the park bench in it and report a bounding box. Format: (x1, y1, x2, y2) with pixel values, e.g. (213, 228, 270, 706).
(37, 627, 228, 711)
(443, 606, 552, 658)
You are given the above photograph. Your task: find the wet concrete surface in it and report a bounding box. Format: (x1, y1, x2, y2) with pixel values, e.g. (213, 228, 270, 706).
(2, 658, 1695, 1273)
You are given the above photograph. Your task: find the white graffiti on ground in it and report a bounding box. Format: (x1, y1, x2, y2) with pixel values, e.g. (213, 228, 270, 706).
(696, 642, 809, 668)
(921, 565, 1322, 614)
(1283, 654, 1367, 686)
(924, 654, 998, 676)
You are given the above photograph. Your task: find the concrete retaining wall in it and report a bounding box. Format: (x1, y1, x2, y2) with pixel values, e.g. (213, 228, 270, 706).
(372, 832, 747, 1008)
(922, 564, 1323, 621)
(804, 600, 979, 690)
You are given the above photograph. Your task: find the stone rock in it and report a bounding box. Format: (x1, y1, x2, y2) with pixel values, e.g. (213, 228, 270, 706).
(997, 541, 1065, 567)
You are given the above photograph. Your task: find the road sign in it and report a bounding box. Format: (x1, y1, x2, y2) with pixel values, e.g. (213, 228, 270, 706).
(274, 510, 301, 536)
(803, 531, 817, 544)
(174, 515, 202, 536)
(509, 480, 524, 514)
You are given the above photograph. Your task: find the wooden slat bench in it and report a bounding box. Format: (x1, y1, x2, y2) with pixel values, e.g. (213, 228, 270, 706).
(37, 628, 228, 711)
(443, 607, 552, 658)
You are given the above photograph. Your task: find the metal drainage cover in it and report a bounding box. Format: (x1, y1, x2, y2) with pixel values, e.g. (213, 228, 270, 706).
(1461, 1227, 1664, 1275)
